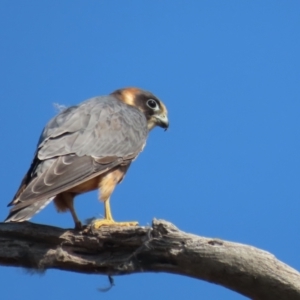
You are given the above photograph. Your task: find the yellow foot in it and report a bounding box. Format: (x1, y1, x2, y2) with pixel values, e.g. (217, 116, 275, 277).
(92, 219, 138, 229)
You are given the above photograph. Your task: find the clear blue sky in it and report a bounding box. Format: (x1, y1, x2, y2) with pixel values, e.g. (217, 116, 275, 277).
(0, 1, 299, 299)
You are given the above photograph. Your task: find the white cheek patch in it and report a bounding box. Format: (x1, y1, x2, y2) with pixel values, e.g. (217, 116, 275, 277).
(147, 119, 156, 131)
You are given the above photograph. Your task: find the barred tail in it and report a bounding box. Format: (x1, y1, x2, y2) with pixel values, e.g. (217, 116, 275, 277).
(4, 197, 54, 223)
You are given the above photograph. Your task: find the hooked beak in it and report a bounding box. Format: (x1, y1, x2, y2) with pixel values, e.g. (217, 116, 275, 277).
(155, 114, 169, 130)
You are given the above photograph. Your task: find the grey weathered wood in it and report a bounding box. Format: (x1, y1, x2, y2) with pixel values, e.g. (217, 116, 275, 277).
(0, 219, 299, 300)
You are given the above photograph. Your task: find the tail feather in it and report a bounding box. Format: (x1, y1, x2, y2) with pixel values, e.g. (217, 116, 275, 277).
(4, 197, 54, 223)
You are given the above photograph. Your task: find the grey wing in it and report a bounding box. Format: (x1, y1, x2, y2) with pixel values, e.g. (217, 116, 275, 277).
(38, 96, 148, 159)
(6, 95, 148, 221)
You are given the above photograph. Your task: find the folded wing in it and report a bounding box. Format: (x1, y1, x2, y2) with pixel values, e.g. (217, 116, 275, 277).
(6, 95, 148, 221)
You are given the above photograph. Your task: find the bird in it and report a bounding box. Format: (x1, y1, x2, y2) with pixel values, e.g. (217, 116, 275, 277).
(5, 87, 169, 229)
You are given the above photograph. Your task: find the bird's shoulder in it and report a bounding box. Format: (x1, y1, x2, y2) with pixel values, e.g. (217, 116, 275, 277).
(36, 95, 148, 160)
(39, 95, 146, 144)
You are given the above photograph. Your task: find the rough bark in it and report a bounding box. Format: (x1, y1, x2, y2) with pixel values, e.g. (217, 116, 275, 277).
(0, 219, 299, 300)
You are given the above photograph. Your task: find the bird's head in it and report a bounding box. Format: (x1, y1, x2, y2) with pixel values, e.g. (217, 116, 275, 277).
(111, 87, 169, 131)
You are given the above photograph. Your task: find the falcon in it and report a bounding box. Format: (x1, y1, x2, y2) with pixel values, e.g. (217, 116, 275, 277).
(5, 87, 169, 229)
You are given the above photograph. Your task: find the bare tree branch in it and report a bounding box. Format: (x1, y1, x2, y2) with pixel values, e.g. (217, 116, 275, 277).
(0, 219, 299, 299)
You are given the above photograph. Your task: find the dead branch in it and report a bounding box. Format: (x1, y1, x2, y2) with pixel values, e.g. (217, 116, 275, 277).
(0, 219, 299, 300)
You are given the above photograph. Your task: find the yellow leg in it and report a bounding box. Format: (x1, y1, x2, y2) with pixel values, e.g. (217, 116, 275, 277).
(104, 198, 114, 220)
(93, 197, 138, 229)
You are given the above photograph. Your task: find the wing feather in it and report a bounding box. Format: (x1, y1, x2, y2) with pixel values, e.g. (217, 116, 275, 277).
(38, 96, 147, 159)
(7, 95, 148, 219)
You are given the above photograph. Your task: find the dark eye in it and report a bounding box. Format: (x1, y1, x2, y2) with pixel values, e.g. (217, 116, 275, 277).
(147, 99, 158, 110)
